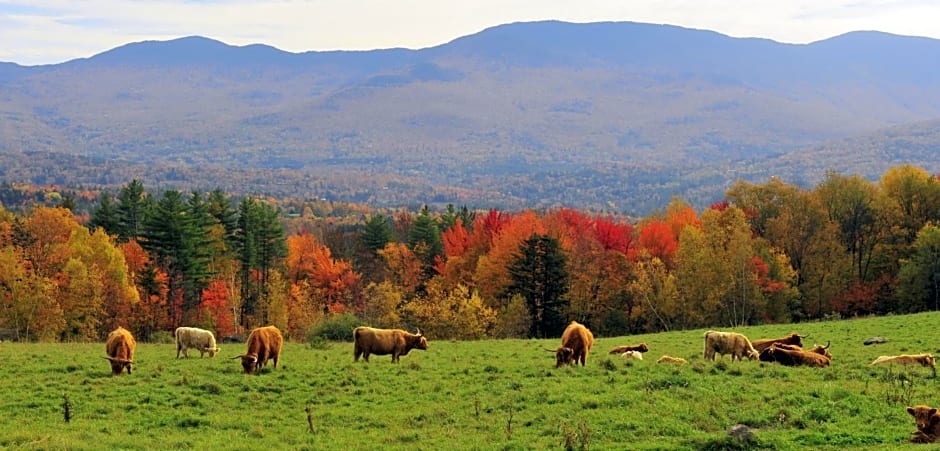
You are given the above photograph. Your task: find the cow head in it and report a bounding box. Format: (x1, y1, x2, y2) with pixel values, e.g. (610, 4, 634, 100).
(555, 347, 575, 367)
(809, 341, 832, 359)
(746, 348, 760, 360)
(908, 405, 940, 431)
(204, 346, 221, 357)
(103, 356, 133, 375)
(636, 343, 649, 353)
(414, 329, 429, 351)
(233, 354, 259, 374)
(758, 347, 776, 362)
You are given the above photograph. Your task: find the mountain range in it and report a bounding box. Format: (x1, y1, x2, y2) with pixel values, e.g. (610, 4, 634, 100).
(2, 20, 939, 214)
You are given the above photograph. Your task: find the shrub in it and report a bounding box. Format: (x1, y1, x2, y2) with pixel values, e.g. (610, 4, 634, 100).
(307, 314, 361, 342)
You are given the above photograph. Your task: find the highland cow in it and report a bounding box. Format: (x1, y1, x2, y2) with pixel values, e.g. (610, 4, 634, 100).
(353, 327, 428, 363)
(703, 330, 759, 362)
(233, 325, 283, 374)
(104, 327, 136, 376)
(175, 326, 220, 358)
(554, 321, 594, 367)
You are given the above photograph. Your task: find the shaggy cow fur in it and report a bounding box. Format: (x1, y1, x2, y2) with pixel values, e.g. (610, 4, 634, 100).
(751, 333, 805, 352)
(353, 327, 428, 363)
(104, 327, 136, 376)
(555, 321, 594, 367)
(234, 326, 283, 374)
(704, 331, 759, 362)
(908, 405, 940, 443)
(175, 326, 220, 358)
(608, 343, 649, 355)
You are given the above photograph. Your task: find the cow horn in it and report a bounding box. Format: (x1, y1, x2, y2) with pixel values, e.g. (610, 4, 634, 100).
(823, 341, 831, 350)
(545, 348, 557, 353)
(799, 334, 809, 339)
(416, 328, 422, 336)
(103, 356, 115, 362)
(230, 355, 243, 360)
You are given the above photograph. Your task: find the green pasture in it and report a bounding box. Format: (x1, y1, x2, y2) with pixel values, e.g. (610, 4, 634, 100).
(2, 313, 939, 450)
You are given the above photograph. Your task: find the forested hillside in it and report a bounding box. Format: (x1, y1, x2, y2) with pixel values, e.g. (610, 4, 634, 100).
(1, 21, 940, 214)
(2, 165, 939, 342)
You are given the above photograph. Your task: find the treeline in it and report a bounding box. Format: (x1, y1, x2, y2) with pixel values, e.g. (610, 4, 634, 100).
(2, 165, 940, 342)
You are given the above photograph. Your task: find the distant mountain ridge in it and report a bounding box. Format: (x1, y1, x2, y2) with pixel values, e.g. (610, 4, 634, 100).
(1, 21, 939, 214)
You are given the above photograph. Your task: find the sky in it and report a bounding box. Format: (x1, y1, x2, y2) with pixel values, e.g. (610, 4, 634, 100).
(2, 0, 940, 66)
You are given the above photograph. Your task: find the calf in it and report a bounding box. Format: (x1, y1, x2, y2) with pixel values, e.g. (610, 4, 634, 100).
(656, 355, 688, 364)
(620, 350, 643, 360)
(907, 405, 940, 443)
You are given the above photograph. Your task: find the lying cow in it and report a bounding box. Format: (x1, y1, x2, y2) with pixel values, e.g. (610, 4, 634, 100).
(704, 330, 759, 361)
(608, 343, 649, 355)
(871, 354, 936, 375)
(233, 325, 283, 374)
(759, 343, 830, 367)
(620, 350, 643, 360)
(175, 326, 221, 358)
(353, 326, 428, 363)
(104, 327, 136, 375)
(553, 321, 594, 367)
(656, 355, 688, 364)
(908, 405, 940, 443)
(760, 341, 831, 362)
(752, 333, 806, 352)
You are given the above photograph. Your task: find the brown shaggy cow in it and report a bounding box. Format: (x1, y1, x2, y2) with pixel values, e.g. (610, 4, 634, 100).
(104, 327, 136, 375)
(353, 327, 428, 363)
(233, 325, 283, 374)
(608, 343, 649, 355)
(751, 333, 806, 352)
(908, 405, 940, 443)
(760, 341, 831, 363)
(759, 343, 830, 367)
(871, 354, 936, 370)
(703, 330, 759, 361)
(656, 355, 688, 364)
(555, 321, 594, 367)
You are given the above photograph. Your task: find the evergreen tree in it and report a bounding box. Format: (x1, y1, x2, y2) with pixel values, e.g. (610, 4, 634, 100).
(89, 191, 120, 235)
(235, 197, 286, 328)
(116, 179, 150, 241)
(408, 206, 443, 281)
(361, 214, 394, 253)
(507, 234, 569, 338)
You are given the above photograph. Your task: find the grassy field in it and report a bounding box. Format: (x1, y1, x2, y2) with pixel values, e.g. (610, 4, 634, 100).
(2, 312, 939, 450)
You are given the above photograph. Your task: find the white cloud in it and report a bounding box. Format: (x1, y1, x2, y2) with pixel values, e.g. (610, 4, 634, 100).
(2, 0, 939, 65)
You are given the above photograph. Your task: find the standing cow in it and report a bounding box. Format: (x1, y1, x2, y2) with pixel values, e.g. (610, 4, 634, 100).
(703, 330, 759, 361)
(175, 326, 221, 358)
(104, 327, 136, 375)
(353, 327, 428, 363)
(554, 321, 594, 367)
(233, 325, 283, 374)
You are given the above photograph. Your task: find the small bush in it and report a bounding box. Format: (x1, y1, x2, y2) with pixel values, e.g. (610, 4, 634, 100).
(307, 314, 361, 342)
(149, 330, 175, 344)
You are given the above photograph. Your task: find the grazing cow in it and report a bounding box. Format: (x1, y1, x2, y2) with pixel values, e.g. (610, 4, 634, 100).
(907, 405, 940, 443)
(703, 330, 759, 361)
(608, 343, 649, 355)
(554, 321, 595, 367)
(104, 327, 136, 375)
(759, 343, 830, 367)
(751, 333, 806, 352)
(657, 355, 688, 364)
(175, 327, 220, 358)
(353, 327, 428, 363)
(871, 354, 936, 375)
(233, 325, 283, 374)
(620, 350, 643, 360)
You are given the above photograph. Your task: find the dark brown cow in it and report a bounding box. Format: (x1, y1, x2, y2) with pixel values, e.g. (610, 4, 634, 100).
(704, 330, 759, 361)
(104, 327, 136, 375)
(233, 325, 283, 374)
(907, 405, 940, 443)
(554, 321, 594, 367)
(752, 333, 806, 352)
(353, 327, 428, 363)
(759, 343, 830, 367)
(760, 341, 831, 362)
(608, 343, 649, 355)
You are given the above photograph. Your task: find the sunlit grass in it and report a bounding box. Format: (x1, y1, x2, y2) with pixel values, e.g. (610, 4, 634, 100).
(2, 312, 938, 449)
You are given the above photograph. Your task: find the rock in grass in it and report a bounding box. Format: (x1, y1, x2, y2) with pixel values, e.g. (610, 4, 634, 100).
(727, 424, 755, 444)
(864, 337, 888, 345)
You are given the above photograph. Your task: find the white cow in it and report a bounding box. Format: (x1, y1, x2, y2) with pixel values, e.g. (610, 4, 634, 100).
(175, 327, 221, 358)
(620, 350, 644, 360)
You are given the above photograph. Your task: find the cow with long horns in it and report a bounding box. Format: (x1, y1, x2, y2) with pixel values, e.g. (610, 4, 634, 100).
(353, 327, 428, 363)
(233, 325, 283, 374)
(759, 343, 830, 367)
(104, 327, 136, 376)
